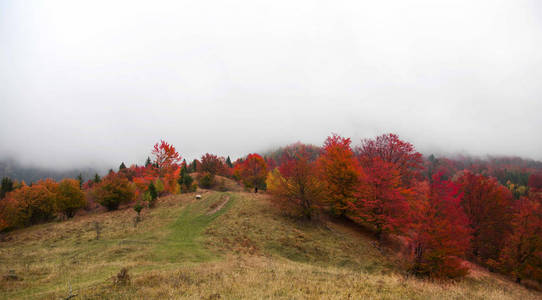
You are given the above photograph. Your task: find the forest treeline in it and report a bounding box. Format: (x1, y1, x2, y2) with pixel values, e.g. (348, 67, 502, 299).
(0, 135, 541, 286)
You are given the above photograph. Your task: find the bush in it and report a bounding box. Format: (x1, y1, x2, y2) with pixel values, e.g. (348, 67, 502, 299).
(154, 178, 165, 196)
(94, 175, 135, 211)
(178, 168, 195, 193)
(198, 172, 215, 189)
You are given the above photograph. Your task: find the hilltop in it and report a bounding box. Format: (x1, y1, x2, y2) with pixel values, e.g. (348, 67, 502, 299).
(0, 188, 539, 299)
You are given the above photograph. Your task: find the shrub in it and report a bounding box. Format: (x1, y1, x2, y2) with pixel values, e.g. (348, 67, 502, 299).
(198, 172, 215, 189)
(94, 175, 135, 211)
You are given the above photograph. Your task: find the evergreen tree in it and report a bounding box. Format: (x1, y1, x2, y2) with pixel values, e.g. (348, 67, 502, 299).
(119, 162, 127, 170)
(0, 177, 14, 199)
(180, 163, 188, 178)
(191, 159, 198, 172)
(148, 181, 158, 207)
(76, 173, 83, 188)
(145, 156, 152, 167)
(94, 173, 101, 184)
(226, 156, 233, 168)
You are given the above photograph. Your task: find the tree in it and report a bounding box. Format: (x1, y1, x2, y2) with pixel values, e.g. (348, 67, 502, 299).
(94, 174, 135, 211)
(76, 173, 83, 188)
(498, 196, 542, 284)
(190, 159, 199, 172)
(145, 157, 152, 167)
(409, 175, 471, 279)
(356, 133, 423, 185)
(455, 171, 514, 264)
(119, 162, 127, 170)
(353, 157, 411, 239)
(148, 181, 158, 207)
(56, 179, 86, 218)
(200, 153, 226, 175)
(317, 134, 360, 216)
(178, 164, 195, 193)
(528, 172, 542, 196)
(233, 153, 268, 192)
(226, 156, 233, 168)
(267, 147, 323, 219)
(93, 173, 101, 184)
(151, 140, 181, 177)
(3, 181, 57, 228)
(0, 177, 14, 199)
(198, 172, 215, 189)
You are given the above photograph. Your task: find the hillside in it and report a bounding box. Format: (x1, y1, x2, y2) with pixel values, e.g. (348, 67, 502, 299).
(0, 190, 540, 299)
(0, 159, 102, 184)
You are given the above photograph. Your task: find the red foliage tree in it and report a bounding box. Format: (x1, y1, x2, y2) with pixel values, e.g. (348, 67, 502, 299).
(317, 134, 361, 216)
(354, 134, 422, 238)
(455, 171, 514, 264)
(200, 153, 227, 176)
(233, 153, 268, 192)
(498, 196, 542, 284)
(352, 157, 411, 239)
(409, 174, 471, 278)
(528, 172, 542, 196)
(356, 133, 423, 185)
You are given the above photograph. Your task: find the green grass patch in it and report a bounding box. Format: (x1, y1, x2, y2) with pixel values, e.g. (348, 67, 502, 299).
(153, 192, 233, 263)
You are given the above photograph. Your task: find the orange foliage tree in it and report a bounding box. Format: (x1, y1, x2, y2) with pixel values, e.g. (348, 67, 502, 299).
(93, 174, 135, 211)
(317, 134, 361, 216)
(56, 178, 86, 218)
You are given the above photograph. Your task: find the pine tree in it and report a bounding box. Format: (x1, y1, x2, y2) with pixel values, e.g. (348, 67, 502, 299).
(94, 173, 101, 183)
(148, 181, 158, 207)
(119, 162, 127, 170)
(0, 177, 14, 199)
(191, 159, 198, 172)
(76, 173, 83, 188)
(226, 156, 233, 168)
(145, 157, 152, 167)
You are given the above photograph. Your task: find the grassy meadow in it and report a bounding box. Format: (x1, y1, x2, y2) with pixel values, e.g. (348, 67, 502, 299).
(0, 188, 540, 299)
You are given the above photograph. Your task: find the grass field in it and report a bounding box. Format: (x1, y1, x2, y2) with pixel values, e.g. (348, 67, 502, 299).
(0, 189, 540, 299)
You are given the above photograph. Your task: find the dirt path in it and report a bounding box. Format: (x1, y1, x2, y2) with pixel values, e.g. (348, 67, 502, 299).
(207, 194, 230, 215)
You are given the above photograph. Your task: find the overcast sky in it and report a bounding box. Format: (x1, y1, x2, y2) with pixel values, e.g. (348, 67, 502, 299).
(1, 0, 541, 169)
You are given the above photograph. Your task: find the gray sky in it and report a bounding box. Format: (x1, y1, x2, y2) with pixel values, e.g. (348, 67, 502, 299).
(1, 0, 541, 169)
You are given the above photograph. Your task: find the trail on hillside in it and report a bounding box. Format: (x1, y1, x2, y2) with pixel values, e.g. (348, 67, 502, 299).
(153, 192, 233, 263)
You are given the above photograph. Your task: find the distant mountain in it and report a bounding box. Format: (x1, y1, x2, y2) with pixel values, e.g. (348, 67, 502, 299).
(0, 158, 104, 183)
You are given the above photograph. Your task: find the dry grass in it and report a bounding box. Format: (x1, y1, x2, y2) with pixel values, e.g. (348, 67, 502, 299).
(0, 190, 540, 299)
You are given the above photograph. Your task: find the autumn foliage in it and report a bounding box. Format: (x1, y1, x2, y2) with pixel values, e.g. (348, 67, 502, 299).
(234, 153, 268, 192)
(317, 134, 360, 216)
(267, 145, 323, 219)
(455, 170, 514, 264)
(409, 175, 471, 278)
(1, 135, 542, 285)
(498, 196, 542, 284)
(93, 173, 135, 211)
(0, 178, 86, 230)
